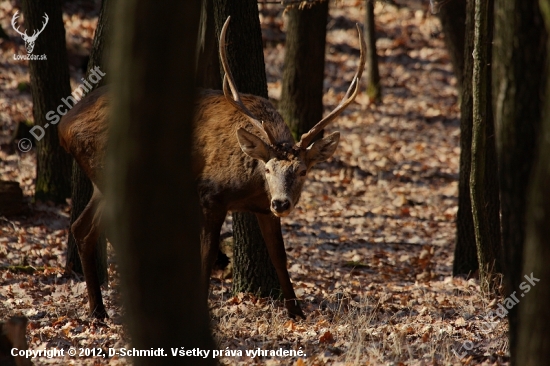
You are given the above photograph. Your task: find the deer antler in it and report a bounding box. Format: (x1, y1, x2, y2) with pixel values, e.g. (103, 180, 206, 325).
(296, 23, 366, 149)
(11, 11, 49, 41)
(11, 11, 27, 38)
(219, 16, 277, 145)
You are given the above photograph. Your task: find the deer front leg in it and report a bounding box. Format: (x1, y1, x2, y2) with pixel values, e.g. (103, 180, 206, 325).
(255, 213, 305, 319)
(200, 208, 227, 300)
(71, 184, 107, 319)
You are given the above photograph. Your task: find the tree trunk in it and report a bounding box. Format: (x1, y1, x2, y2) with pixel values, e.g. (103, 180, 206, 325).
(0, 24, 8, 40)
(212, 0, 281, 298)
(108, 0, 215, 363)
(364, 0, 381, 103)
(64, 0, 110, 285)
(517, 4, 550, 363)
(280, 0, 329, 140)
(0, 181, 23, 216)
(492, 0, 547, 362)
(21, 0, 72, 203)
(469, 0, 501, 294)
(453, 0, 477, 277)
(436, 0, 466, 92)
(196, 0, 222, 90)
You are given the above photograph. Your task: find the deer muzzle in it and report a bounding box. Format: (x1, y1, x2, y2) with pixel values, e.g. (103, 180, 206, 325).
(271, 198, 292, 217)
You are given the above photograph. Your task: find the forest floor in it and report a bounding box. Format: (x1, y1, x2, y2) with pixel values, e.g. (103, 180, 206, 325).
(0, 0, 510, 365)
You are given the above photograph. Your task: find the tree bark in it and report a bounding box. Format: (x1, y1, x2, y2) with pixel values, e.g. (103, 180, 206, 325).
(469, 0, 501, 294)
(64, 0, 110, 285)
(436, 0, 466, 92)
(517, 4, 550, 363)
(196, 0, 222, 90)
(280, 0, 329, 140)
(492, 0, 547, 362)
(212, 0, 281, 298)
(0, 181, 23, 216)
(108, 0, 215, 363)
(453, 0, 477, 277)
(364, 0, 381, 103)
(21, 0, 72, 203)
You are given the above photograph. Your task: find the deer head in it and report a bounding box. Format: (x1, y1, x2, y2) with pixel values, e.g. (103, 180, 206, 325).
(11, 11, 49, 54)
(220, 17, 365, 217)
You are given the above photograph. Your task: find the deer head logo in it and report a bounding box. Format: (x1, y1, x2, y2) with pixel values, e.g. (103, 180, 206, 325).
(11, 11, 49, 54)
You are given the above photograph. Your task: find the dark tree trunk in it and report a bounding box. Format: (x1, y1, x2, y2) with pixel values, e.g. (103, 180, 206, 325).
(0, 24, 8, 40)
(436, 0, 466, 91)
(21, 0, 72, 203)
(364, 0, 381, 103)
(0, 181, 23, 216)
(196, 0, 222, 90)
(469, 0, 501, 294)
(517, 4, 550, 362)
(492, 0, 547, 362)
(280, 0, 329, 140)
(108, 0, 215, 363)
(453, 0, 478, 277)
(64, 0, 110, 285)
(212, 0, 281, 298)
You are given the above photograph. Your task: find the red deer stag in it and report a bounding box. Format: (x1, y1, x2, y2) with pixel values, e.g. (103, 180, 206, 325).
(58, 17, 365, 319)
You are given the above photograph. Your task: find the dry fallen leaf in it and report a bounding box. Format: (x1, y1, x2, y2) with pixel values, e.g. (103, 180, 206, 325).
(319, 331, 335, 344)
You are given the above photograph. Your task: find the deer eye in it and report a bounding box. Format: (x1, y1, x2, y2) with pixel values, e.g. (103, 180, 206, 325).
(265, 168, 270, 174)
(299, 170, 306, 177)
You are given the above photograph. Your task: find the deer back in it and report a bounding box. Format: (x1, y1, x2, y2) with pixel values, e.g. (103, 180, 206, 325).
(58, 86, 109, 191)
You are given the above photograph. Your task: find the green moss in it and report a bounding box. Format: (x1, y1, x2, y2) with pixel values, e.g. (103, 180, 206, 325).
(343, 261, 370, 268)
(1, 265, 45, 274)
(366, 82, 382, 103)
(17, 81, 30, 93)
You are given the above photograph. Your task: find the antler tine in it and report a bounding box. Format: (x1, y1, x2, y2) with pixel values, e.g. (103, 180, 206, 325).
(11, 11, 26, 37)
(297, 23, 366, 149)
(40, 13, 49, 31)
(219, 16, 277, 145)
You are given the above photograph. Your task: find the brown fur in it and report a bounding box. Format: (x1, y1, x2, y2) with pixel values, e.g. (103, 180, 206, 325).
(58, 86, 109, 190)
(58, 85, 326, 319)
(193, 89, 296, 213)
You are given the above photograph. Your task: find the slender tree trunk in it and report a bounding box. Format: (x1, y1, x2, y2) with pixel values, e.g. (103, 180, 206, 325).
(21, 0, 72, 203)
(212, 0, 281, 298)
(108, 0, 215, 363)
(453, 0, 477, 277)
(0, 24, 8, 40)
(517, 4, 550, 363)
(280, 0, 329, 140)
(196, 0, 222, 90)
(492, 0, 547, 362)
(64, 0, 110, 285)
(364, 0, 381, 103)
(469, 0, 501, 294)
(436, 0, 466, 92)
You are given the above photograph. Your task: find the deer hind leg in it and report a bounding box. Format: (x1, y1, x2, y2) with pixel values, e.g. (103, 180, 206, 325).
(255, 213, 305, 319)
(200, 207, 227, 300)
(71, 184, 107, 319)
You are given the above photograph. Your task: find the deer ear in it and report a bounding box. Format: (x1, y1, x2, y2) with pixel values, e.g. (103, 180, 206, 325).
(236, 128, 271, 162)
(306, 131, 340, 166)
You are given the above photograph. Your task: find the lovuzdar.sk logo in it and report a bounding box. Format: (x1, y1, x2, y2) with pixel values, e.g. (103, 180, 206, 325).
(11, 10, 48, 60)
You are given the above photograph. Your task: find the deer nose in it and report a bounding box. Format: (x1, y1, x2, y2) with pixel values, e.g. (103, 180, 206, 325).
(272, 199, 290, 213)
